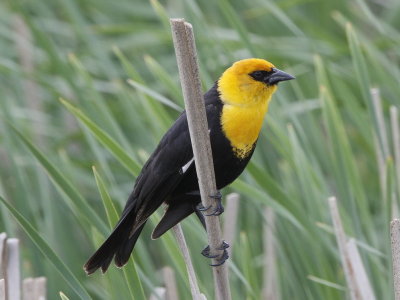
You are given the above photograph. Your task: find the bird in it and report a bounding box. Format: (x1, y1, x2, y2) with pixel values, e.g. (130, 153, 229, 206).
(84, 58, 294, 274)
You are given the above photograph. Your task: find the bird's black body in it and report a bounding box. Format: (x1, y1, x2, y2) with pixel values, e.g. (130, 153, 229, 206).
(83, 58, 297, 274)
(84, 84, 254, 274)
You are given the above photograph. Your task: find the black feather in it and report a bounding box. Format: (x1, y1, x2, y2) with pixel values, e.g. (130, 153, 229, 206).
(152, 196, 197, 239)
(84, 83, 255, 274)
(114, 223, 146, 267)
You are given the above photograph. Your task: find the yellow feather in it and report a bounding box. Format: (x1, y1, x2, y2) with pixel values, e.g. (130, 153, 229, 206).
(218, 58, 279, 159)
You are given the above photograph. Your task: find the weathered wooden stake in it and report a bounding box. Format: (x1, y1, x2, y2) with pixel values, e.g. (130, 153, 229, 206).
(329, 197, 376, 300)
(172, 225, 203, 300)
(170, 18, 231, 300)
(263, 208, 279, 300)
(162, 267, 179, 300)
(223, 193, 240, 256)
(391, 219, 400, 300)
(6, 239, 20, 300)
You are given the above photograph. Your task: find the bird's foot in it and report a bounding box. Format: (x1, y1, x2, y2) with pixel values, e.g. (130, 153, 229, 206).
(196, 203, 212, 211)
(195, 191, 224, 216)
(209, 190, 222, 201)
(201, 241, 230, 266)
(206, 191, 224, 216)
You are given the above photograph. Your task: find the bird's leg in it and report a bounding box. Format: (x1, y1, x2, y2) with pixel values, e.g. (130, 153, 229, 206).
(188, 191, 211, 212)
(193, 204, 207, 230)
(201, 241, 230, 266)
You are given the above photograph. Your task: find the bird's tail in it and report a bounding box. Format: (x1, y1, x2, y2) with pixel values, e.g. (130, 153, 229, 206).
(84, 199, 146, 275)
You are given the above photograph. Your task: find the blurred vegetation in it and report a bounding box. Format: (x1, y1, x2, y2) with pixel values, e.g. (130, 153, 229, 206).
(0, 0, 399, 299)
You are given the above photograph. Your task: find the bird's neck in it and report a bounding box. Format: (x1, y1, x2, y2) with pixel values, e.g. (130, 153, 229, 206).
(220, 100, 270, 159)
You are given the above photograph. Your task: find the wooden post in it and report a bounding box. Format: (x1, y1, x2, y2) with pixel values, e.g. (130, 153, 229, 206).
(346, 239, 375, 300)
(391, 219, 400, 300)
(6, 238, 21, 300)
(0, 233, 7, 279)
(149, 287, 166, 300)
(329, 197, 359, 300)
(172, 225, 202, 300)
(223, 193, 240, 257)
(391, 106, 400, 219)
(23, 277, 47, 300)
(170, 18, 231, 300)
(162, 267, 179, 300)
(0, 279, 4, 300)
(263, 208, 279, 300)
(329, 197, 376, 300)
(0, 233, 47, 300)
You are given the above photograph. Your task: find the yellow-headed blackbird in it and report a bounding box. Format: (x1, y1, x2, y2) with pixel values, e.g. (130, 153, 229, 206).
(84, 58, 294, 274)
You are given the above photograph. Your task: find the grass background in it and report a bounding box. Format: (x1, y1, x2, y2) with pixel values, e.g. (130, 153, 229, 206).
(0, 0, 399, 299)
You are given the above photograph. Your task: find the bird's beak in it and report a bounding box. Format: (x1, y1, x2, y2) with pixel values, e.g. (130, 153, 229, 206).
(267, 68, 295, 85)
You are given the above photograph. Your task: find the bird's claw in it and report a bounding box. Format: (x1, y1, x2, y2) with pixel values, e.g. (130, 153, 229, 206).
(201, 245, 219, 258)
(209, 191, 222, 201)
(196, 203, 212, 211)
(210, 250, 229, 267)
(205, 199, 224, 216)
(201, 241, 230, 266)
(217, 240, 230, 250)
(195, 191, 224, 216)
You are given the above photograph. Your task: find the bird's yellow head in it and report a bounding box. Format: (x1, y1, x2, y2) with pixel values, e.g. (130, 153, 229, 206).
(218, 59, 294, 159)
(217, 58, 294, 107)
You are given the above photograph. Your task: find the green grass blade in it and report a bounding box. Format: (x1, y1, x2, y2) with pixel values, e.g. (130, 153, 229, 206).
(59, 98, 141, 177)
(127, 79, 182, 112)
(217, 0, 258, 56)
(144, 55, 183, 105)
(92, 166, 120, 227)
(346, 23, 385, 156)
(0, 196, 92, 300)
(231, 179, 303, 231)
(9, 124, 109, 236)
(60, 292, 71, 300)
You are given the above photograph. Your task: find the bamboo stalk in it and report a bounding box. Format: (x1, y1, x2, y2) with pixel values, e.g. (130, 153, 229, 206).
(170, 18, 231, 300)
(0, 233, 7, 279)
(35, 277, 47, 300)
(23, 278, 34, 300)
(346, 238, 376, 300)
(328, 197, 360, 300)
(149, 287, 166, 300)
(6, 238, 21, 300)
(391, 219, 400, 300)
(23, 277, 46, 300)
(0, 279, 4, 300)
(162, 267, 179, 300)
(263, 208, 279, 300)
(223, 193, 240, 256)
(391, 106, 400, 213)
(172, 225, 202, 300)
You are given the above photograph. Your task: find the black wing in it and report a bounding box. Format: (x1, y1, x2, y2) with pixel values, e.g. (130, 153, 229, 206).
(84, 86, 222, 274)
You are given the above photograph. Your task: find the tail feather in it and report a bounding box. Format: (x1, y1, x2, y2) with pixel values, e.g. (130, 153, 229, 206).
(84, 202, 146, 275)
(84, 224, 128, 275)
(100, 255, 114, 274)
(115, 223, 145, 267)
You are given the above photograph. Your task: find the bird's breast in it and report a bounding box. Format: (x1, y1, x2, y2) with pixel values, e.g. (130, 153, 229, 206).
(220, 102, 268, 159)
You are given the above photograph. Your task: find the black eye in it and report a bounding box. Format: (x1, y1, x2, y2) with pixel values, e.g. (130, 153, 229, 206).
(249, 70, 274, 82)
(250, 70, 265, 81)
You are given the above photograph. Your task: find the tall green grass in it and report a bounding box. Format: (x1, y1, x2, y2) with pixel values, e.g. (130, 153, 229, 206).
(0, 0, 399, 298)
